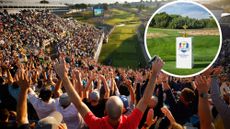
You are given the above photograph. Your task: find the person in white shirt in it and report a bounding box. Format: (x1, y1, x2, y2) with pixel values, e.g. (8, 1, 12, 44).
(28, 87, 58, 119)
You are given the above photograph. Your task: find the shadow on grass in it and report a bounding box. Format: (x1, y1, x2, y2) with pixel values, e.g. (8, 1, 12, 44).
(163, 61, 212, 75)
(100, 35, 146, 69)
(193, 62, 210, 69)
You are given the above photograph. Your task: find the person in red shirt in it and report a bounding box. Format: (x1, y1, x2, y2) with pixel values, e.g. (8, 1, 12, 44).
(54, 56, 164, 129)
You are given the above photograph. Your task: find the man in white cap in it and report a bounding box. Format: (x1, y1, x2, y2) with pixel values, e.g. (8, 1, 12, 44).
(57, 93, 87, 129)
(83, 90, 107, 118)
(35, 111, 65, 129)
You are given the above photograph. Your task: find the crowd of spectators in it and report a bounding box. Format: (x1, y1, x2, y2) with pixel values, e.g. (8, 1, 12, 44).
(0, 9, 103, 58)
(0, 10, 230, 129)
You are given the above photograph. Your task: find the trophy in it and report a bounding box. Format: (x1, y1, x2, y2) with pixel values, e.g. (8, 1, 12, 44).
(183, 24, 188, 37)
(176, 24, 193, 69)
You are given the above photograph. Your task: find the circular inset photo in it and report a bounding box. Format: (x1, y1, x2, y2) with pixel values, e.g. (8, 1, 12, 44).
(144, 1, 222, 78)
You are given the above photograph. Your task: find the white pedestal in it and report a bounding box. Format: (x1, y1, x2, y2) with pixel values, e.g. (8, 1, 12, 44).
(176, 37, 193, 69)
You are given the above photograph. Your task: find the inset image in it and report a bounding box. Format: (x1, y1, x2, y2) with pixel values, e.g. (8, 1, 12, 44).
(145, 1, 222, 77)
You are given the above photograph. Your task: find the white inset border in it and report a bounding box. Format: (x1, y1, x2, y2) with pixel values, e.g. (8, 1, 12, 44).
(144, 0, 223, 78)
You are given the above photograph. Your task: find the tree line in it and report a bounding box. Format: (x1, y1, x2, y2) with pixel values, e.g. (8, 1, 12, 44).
(71, 3, 108, 10)
(150, 12, 217, 29)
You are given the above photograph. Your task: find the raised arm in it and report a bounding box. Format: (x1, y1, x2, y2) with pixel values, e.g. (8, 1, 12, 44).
(99, 74, 110, 99)
(48, 69, 56, 86)
(53, 79, 62, 98)
(72, 69, 83, 98)
(7, 68, 14, 84)
(114, 79, 120, 96)
(54, 58, 90, 118)
(15, 68, 30, 126)
(161, 74, 177, 107)
(211, 76, 230, 120)
(2, 61, 14, 84)
(136, 57, 164, 113)
(141, 108, 157, 129)
(210, 67, 230, 128)
(83, 73, 95, 99)
(161, 106, 176, 124)
(195, 76, 214, 129)
(110, 75, 115, 95)
(124, 79, 135, 105)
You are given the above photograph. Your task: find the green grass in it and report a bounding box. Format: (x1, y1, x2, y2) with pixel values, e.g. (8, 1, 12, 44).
(104, 9, 139, 25)
(163, 61, 211, 75)
(147, 28, 220, 75)
(69, 8, 146, 68)
(98, 9, 146, 68)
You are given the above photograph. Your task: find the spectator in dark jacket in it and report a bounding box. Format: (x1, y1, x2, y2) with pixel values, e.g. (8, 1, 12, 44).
(163, 81, 196, 125)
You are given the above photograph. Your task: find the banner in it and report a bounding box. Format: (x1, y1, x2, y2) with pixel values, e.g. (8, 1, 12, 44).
(176, 37, 193, 69)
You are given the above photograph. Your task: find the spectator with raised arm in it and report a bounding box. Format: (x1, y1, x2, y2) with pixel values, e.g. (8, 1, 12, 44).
(195, 75, 215, 129)
(163, 76, 196, 125)
(27, 84, 59, 119)
(161, 106, 184, 129)
(210, 67, 230, 129)
(15, 66, 67, 129)
(82, 73, 110, 118)
(141, 108, 157, 129)
(54, 56, 164, 129)
(57, 93, 87, 129)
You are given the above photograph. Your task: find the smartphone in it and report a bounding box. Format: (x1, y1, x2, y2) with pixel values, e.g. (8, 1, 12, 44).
(148, 55, 158, 69)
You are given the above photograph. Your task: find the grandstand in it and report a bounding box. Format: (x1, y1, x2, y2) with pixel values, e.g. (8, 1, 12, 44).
(0, 9, 104, 60)
(0, 0, 69, 14)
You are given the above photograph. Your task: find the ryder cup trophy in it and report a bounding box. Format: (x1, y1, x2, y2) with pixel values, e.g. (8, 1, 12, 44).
(176, 24, 193, 69)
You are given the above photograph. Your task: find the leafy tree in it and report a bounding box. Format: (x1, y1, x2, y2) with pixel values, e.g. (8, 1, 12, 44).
(40, 0, 49, 4)
(150, 12, 218, 29)
(102, 3, 108, 10)
(74, 3, 87, 9)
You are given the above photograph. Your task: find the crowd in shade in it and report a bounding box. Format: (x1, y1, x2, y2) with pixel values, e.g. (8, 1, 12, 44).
(0, 10, 230, 129)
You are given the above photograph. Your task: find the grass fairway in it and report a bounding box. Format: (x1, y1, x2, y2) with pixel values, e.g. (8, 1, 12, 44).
(98, 9, 146, 69)
(147, 28, 220, 75)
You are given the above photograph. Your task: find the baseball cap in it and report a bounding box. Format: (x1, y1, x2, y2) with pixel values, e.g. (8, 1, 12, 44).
(89, 90, 100, 101)
(35, 111, 63, 129)
(59, 93, 71, 107)
(119, 95, 130, 110)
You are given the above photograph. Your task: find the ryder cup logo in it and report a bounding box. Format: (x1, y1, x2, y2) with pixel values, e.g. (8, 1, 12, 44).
(179, 41, 189, 53)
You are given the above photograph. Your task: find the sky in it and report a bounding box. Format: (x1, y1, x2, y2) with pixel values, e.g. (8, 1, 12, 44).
(9, 0, 219, 4)
(12, 0, 142, 4)
(158, 2, 211, 19)
(48, 0, 218, 4)
(63, 0, 140, 4)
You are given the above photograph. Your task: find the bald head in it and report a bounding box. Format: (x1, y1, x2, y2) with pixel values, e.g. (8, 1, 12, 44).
(106, 96, 123, 120)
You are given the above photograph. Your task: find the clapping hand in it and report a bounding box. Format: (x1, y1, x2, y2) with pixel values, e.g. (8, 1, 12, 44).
(15, 68, 31, 91)
(161, 106, 175, 123)
(54, 57, 68, 79)
(146, 108, 157, 127)
(195, 76, 211, 94)
(151, 57, 164, 75)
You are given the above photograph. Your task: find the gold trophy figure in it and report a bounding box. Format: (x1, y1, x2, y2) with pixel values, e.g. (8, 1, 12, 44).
(183, 24, 188, 37)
